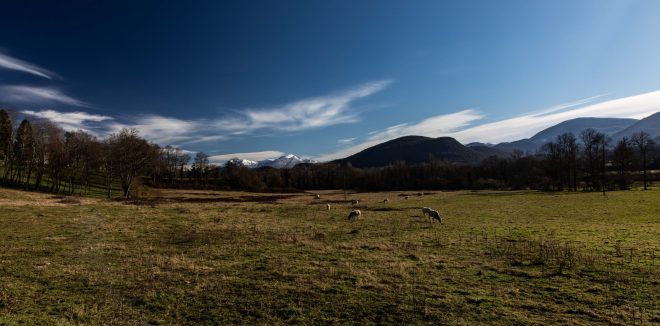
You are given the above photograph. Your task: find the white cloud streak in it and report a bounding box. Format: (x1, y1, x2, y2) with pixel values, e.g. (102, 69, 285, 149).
(0, 52, 57, 79)
(212, 79, 392, 133)
(22, 109, 111, 124)
(337, 137, 356, 145)
(107, 115, 201, 145)
(178, 135, 227, 145)
(366, 110, 484, 141)
(525, 94, 607, 117)
(1, 86, 91, 107)
(22, 109, 113, 135)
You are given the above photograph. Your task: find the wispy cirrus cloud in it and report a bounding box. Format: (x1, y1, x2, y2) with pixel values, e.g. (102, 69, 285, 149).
(1, 85, 91, 107)
(22, 110, 204, 143)
(316, 90, 660, 161)
(524, 94, 608, 117)
(365, 110, 484, 142)
(211, 79, 392, 133)
(208, 151, 285, 163)
(22, 109, 112, 134)
(0, 52, 57, 79)
(337, 137, 357, 145)
(178, 135, 227, 145)
(107, 115, 201, 145)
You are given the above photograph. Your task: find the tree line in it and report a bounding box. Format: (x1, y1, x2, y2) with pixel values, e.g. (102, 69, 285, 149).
(0, 109, 161, 197)
(0, 109, 657, 197)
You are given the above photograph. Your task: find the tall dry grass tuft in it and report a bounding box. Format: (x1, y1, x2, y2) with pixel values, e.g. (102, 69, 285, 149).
(478, 232, 656, 279)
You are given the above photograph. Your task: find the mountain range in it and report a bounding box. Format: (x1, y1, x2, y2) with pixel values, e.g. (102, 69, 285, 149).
(612, 112, 660, 140)
(333, 136, 508, 168)
(227, 154, 317, 169)
(492, 112, 660, 154)
(528, 117, 637, 144)
(491, 117, 638, 154)
(334, 111, 660, 168)
(225, 111, 660, 169)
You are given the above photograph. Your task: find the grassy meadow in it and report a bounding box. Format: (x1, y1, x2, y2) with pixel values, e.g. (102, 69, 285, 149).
(0, 187, 658, 324)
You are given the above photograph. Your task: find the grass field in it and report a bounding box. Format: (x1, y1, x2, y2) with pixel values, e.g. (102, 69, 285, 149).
(0, 187, 658, 324)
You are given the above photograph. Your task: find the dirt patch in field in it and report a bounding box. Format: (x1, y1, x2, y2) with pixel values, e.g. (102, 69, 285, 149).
(117, 194, 297, 206)
(398, 192, 435, 197)
(0, 191, 97, 207)
(324, 200, 361, 204)
(52, 196, 83, 205)
(118, 199, 160, 207)
(460, 191, 531, 197)
(0, 199, 57, 207)
(171, 194, 297, 203)
(308, 200, 353, 205)
(180, 192, 232, 196)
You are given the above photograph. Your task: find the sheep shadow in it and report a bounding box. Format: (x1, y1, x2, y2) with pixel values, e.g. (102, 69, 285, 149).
(409, 214, 440, 224)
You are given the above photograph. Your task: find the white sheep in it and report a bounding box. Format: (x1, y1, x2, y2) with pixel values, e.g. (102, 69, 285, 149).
(351, 199, 359, 206)
(326, 203, 331, 210)
(315, 194, 321, 199)
(348, 209, 361, 220)
(428, 209, 443, 223)
(383, 198, 389, 202)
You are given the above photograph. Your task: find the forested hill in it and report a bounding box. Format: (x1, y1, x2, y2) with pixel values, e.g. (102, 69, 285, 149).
(334, 136, 489, 168)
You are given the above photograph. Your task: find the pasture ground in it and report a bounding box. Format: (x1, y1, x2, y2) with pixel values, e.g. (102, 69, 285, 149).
(0, 187, 658, 324)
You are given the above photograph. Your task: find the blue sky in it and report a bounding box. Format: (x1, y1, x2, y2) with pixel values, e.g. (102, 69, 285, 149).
(2, 1, 660, 162)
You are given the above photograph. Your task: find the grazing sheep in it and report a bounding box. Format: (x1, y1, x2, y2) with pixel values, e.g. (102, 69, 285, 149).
(428, 209, 443, 223)
(405, 196, 409, 200)
(348, 209, 361, 220)
(383, 198, 389, 202)
(421, 207, 432, 216)
(351, 199, 359, 206)
(315, 194, 321, 199)
(326, 203, 331, 210)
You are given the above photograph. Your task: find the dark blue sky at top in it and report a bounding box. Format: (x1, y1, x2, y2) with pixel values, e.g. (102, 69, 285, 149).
(2, 1, 660, 161)
(2, 1, 410, 114)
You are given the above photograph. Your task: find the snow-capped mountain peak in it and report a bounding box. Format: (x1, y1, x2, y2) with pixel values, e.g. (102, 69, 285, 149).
(258, 154, 316, 169)
(224, 154, 316, 169)
(225, 157, 259, 168)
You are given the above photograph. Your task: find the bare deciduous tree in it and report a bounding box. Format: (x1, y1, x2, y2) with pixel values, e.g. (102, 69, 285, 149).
(580, 128, 604, 190)
(631, 131, 654, 190)
(107, 128, 157, 198)
(558, 133, 579, 191)
(0, 109, 13, 181)
(192, 152, 210, 185)
(13, 119, 35, 185)
(613, 137, 634, 190)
